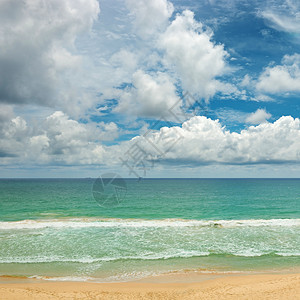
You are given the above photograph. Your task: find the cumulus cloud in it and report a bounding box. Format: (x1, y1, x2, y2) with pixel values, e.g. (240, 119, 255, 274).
(0, 0, 100, 114)
(114, 70, 182, 118)
(100, 2, 237, 118)
(256, 54, 300, 93)
(126, 0, 174, 37)
(0, 112, 29, 159)
(37, 111, 106, 164)
(1, 112, 299, 167)
(0, 111, 120, 165)
(133, 115, 300, 164)
(159, 10, 229, 99)
(245, 109, 272, 125)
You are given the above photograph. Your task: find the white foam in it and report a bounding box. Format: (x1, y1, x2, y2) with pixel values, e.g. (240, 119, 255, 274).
(0, 252, 210, 264)
(0, 218, 299, 230)
(1, 249, 299, 264)
(29, 275, 94, 282)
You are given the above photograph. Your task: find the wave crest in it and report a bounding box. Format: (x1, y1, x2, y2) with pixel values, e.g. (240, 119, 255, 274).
(0, 218, 299, 230)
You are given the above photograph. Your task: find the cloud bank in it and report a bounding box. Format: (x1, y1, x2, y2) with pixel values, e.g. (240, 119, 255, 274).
(1, 111, 299, 167)
(135, 115, 300, 165)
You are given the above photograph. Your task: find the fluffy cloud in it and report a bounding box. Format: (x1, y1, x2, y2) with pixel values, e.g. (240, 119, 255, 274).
(159, 10, 229, 99)
(245, 109, 272, 125)
(0, 0, 100, 114)
(98, 2, 236, 118)
(133, 115, 300, 164)
(115, 70, 181, 118)
(126, 0, 174, 37)
(37, 111, 106, 164)
(1, 112, 299, 167)
(256, 54, 300, 93)
(0, 111, 120, 165)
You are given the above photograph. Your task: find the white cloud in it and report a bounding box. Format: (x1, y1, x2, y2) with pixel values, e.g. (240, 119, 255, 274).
(0, 111, 120, 165)
(0, 113, 29, 159)
(133, 115, 300, 164)
(253, 94, 274, 102)
(126, 0, 174, 37)
(110, 49, 139, 74)
(245, 109, 272, 125)
(0, 0, 100, 115)
(1, 111, 299, 167)
(256, 54, 300, 93)
(262, 11, 300, 33)
(159, 10, 229, 99)
(39, 112, 105, 164)
(114, 70, 182, 118)
(240, 74, 252, 87)
(261, 0, 300, 33)
(92, 2, 239, 120)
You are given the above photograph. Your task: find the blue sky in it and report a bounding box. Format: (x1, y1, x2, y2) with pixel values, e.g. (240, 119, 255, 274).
(0, 0, 299, 178)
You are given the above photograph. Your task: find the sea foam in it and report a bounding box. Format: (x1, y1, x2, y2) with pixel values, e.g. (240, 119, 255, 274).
(0, 218, 299, 230)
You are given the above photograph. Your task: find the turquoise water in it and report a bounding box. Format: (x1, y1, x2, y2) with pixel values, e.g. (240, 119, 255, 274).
(0, 178, 299, 281)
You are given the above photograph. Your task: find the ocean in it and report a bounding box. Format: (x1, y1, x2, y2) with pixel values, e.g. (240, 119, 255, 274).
(0, 178, 299, 282)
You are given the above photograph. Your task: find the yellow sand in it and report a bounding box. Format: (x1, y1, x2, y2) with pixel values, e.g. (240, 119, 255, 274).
(0, 273, 299, 299)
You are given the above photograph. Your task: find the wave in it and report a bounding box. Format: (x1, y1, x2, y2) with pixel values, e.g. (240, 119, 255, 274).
(0, 251, 299, 264)
(0, 218, 299, 230)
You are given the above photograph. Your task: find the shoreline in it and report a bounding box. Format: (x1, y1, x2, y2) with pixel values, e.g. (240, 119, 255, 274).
(1, 266, 300, 283)
(1, 267, 300, 283)
(0, 272, 299, 299)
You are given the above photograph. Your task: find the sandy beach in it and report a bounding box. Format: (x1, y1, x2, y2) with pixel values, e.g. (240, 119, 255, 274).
(0, 273, 299, 300)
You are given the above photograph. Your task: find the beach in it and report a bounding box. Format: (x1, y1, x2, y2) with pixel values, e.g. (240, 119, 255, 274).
(1, 273, 300, 299)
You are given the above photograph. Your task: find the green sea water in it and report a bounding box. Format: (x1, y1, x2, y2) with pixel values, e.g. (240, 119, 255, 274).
(0, 178, 299, 281)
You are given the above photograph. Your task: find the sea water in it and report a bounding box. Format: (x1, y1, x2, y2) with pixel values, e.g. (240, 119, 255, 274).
(0, 178, 299, 281)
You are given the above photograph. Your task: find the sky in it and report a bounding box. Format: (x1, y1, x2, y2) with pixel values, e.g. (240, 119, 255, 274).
(0, 0, 299, 178)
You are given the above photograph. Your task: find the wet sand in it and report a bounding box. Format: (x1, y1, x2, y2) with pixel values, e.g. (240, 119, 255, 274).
(0, 272, 299, 299)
